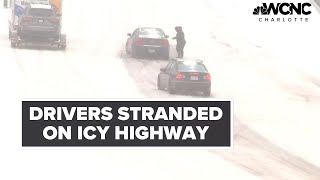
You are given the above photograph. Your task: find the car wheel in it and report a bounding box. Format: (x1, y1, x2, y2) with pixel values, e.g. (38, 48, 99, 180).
(17, 30, 23, 39)
(125, 43, 130, 55)
(11, 41, 16, 48)
(60, 45, 66, 50)
(163, 53, 169, 60)
(168, 81, 176, 94)
(131, 46, 137, 58)
(157, 76, 164, 90)
(163, 49, 170, 60)
(11, 42, 15, 48)
(203, 87, 211, 97)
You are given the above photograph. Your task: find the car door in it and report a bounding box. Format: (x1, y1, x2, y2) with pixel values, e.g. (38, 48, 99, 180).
(160, 61, 175, 89)
(127, 28, 139, 53)
(168, 63, 177, 86)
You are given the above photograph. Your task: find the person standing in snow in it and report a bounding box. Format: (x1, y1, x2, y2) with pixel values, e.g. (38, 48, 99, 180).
(172, 26, 186, 58)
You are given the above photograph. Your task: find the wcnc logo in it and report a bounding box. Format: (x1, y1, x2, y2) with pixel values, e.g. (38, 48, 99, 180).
(253, 2, 312, 22)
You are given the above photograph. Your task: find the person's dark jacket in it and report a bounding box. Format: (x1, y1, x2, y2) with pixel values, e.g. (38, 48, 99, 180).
(173, 27, 186, 45)
(177, 31, 185, 43)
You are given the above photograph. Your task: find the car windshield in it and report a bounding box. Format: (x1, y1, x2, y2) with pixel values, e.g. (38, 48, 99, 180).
(28, 8, 54, 17)
(139, 28, 164, 38)
(178, 62, 207, 72)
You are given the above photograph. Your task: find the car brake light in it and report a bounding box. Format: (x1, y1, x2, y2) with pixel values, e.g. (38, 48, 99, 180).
(160, 39, 169, 46)
(136, 38, 144, 45)
(176, 72, 185, 79)
(22, 17, 33, 22)
(204, 73, 211, 80)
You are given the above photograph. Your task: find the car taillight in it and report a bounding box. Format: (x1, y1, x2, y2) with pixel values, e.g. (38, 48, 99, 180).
(176, 72, 185, 79)
(160, 39, 169, 46)
(204, 73, 211, 80)
(21, 17, 33, 22)
(136, 38, 144, 45)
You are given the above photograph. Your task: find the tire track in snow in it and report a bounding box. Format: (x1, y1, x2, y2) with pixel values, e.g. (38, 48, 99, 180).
(12, 49, 26, 74)
(310, 78, 320, 88)
(210, 119, 320, 180)
(211, 120, 320, 180)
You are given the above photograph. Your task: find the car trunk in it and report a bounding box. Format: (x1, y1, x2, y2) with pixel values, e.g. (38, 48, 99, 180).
(177, 71, 210, 82)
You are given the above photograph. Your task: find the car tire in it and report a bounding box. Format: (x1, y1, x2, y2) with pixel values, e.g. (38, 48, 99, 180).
(157, 76, 164, 90)
(163, 53, 169, 60)
(17, 30, 23, 40)
(203, 87, 211, 97)
(11, 41, 16, 48)
(60, 45, 66, 50)
(131, 46, 137, 58)
(168, 81, 176, 94)
(125, 43, 129, 55)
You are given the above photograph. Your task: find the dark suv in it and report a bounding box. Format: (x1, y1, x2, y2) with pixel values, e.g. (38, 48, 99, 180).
(18, 3, 60, 40)
(157, 58, 212, 96)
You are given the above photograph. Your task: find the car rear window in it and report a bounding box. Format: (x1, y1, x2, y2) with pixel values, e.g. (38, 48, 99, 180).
(28, 8, 54, 17)
(178, 62, 207, 72)
(139, 28, 164, 37)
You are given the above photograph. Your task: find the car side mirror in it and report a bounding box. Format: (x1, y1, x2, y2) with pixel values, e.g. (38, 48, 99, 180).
(127, 33, 132, 36)
(165, 35, 169, 38)
(160, 68, 165, 72)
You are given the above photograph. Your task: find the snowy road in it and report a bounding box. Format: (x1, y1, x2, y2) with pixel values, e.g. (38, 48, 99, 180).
(1, 0, 320, 179)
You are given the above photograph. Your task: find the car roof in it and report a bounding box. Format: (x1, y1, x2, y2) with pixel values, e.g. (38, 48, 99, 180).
(172, 58, 204, 64)
(29, 3, 52, 9)
(139, 27, 163, 30)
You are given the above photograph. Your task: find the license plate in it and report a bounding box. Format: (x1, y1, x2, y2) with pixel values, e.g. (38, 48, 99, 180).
(148, 49, 156, 53)
(190, 76, 198, 80)
(38, 19, 44, 23)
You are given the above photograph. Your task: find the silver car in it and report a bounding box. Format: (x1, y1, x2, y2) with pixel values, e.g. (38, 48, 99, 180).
(18, 3, 60, 41)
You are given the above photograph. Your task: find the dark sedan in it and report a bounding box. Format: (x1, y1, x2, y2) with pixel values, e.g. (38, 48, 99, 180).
(126, 27, 170, 60)
(157, 58, 212, 96)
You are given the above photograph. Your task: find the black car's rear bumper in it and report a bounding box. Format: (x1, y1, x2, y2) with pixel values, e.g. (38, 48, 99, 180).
(20, 26, 59, 39)
(135, 45, 169, 56)
(172, 81, 211, 90)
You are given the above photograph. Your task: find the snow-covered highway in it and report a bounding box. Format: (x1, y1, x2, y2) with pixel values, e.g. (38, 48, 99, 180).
(1, 0, 320, 179)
